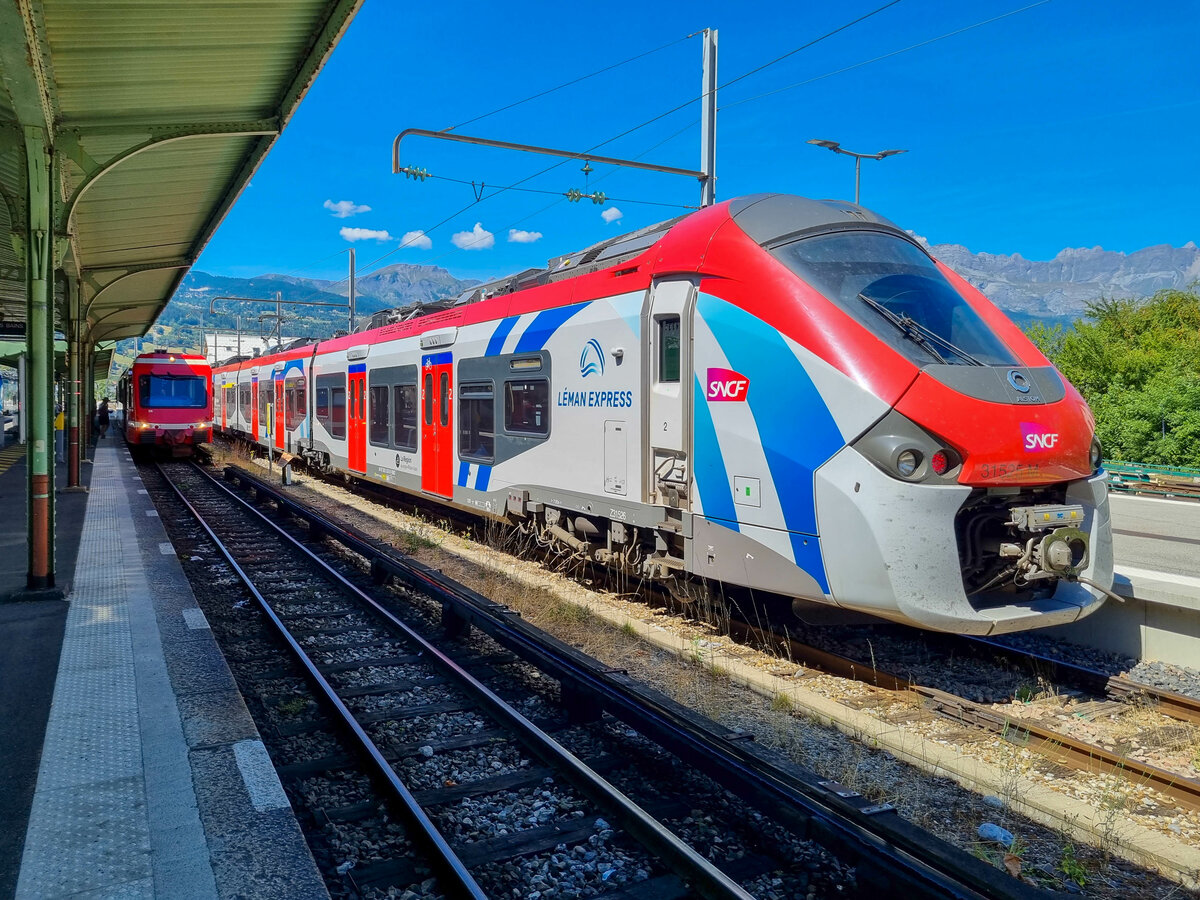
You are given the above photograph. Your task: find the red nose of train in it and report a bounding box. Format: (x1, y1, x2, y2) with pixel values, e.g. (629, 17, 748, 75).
(893, 369, 1097, 486)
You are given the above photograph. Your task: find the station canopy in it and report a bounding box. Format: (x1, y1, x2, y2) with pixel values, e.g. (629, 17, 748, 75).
(0, 0, 364, 347)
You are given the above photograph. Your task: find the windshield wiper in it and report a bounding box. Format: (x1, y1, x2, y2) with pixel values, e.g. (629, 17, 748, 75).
(856, 293, 984, 366)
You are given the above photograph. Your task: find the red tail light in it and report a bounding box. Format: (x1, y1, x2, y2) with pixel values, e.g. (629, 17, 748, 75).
(931, 450, 949, 476)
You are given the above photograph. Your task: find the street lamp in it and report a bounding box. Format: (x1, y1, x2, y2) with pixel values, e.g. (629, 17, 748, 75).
(807, 139, 907, 205)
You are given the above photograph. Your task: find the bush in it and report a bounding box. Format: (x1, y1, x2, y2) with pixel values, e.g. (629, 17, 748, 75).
(1026, 289, 1200, 467)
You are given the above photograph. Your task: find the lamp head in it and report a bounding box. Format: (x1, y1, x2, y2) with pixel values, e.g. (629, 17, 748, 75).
(807, 139, 841, 151)
(875, 149, 908, 159)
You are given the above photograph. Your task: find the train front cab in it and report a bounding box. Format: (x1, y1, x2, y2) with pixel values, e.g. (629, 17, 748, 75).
(126, 353, 212, 456)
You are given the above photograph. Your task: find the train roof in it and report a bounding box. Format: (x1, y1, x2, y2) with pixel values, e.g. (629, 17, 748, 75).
(215, 193, 910, 373)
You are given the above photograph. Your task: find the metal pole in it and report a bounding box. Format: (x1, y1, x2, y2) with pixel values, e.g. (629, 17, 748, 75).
(348, 248, 356, 333)
(276, 292, 282, 350)
(67, 277, 81, 488)
(24, 126, 54, 590)
(854, 156, 862, 205)
(237, 315, 242, 358)
(17, 352, 26, 444)
(700, 28, 718, 208)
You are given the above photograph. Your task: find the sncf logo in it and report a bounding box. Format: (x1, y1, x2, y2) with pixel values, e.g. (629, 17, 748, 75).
(1021, 422, 1060, 451)
(706, 367, 750, 402)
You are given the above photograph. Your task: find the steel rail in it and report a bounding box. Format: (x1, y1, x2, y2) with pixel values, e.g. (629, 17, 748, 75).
(153, 462, 489, 900)
(222, 463, 1046, 900)
(177, 462, 753, 900)
(964, 636, 1200, 728)
(736, 622, 1200, 814)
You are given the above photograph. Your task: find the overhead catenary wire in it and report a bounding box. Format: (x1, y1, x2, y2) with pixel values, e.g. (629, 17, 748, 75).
(351, 2, 907, 284)
(446, 33, 696, 133)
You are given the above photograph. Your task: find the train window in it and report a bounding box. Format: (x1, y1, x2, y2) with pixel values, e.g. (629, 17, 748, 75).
(423, 373, 433, 426)
(316, 387, 329, 420)
(458, 382, 493, 461)
(138, 374, 207, 408)
(330, 387, 346, 439)
(772, 231, 1019, 367)
(504, 380, 549, 435)
(284, 376, 306, 431)
(258, 384, 270, 427)
(658, 317, 681, 383)
(239, 384, 251, 420)
(369, 385, 390, 446)
(394, 384, 417, 451)
(439, 372, 449, 428)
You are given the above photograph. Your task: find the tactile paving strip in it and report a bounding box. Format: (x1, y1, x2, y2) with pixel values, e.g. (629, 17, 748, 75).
(16, 445, 210, 899)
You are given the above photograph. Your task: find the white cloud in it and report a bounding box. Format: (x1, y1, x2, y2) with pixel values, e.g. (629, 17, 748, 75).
(325, 199, 371, 218)
(906, 229, 929, 247)
(507, 228, 543, 244)
(601, 206, 623, 224)
(400, 230, 432, 250)
(340, 227, 392, 242)
(451, 222, 495, 250)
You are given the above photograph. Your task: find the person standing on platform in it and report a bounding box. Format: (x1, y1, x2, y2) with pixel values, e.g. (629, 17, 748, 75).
(96, 398, 110, 439)
(54, 406, 65, 462)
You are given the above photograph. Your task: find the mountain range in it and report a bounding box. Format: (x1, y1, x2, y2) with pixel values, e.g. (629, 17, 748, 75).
(926, 239, 1200, 326)
(151, 239, 1200, 344)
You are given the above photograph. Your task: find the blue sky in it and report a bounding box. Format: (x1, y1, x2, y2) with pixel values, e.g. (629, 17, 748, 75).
(196, 0, 1199, 285)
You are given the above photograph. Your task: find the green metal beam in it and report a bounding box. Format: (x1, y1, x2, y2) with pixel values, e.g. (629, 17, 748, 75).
(0, 0, 56, 134)
(24, 125, 54, 589)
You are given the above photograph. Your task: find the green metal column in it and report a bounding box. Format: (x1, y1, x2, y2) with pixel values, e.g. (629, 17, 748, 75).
(24, 127, 54, 589)
(66, 278, 82, 488)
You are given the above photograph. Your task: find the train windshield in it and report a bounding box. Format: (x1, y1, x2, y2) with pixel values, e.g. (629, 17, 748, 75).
(138, 374, 208, 409)
(773, 231, 1018, 367)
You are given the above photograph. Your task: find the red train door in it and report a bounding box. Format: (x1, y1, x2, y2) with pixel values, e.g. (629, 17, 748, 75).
(274, 377, 284, 451)
(420, 353, 453, 497)
(250, 376, 259, 440)
(348, 364, 366, 473)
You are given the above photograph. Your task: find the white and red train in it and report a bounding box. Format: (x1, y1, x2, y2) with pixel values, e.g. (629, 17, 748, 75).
(118, 352, 213, 456)
(212, 194, 1113, 635)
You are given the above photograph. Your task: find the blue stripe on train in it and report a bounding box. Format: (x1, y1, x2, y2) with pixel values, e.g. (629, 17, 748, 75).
(697, 293, 842, 592)
(691, 373, 739, 532)
(485, 316, 520, 356)
(514, 302, 589, 353)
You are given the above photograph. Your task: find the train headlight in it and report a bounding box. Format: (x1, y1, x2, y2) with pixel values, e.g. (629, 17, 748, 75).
(896, 449, 921, 477)
(1089, 436, 1103, 472)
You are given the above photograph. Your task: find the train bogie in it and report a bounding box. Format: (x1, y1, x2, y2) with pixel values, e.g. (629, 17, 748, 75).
(214, 194, 1114, 634)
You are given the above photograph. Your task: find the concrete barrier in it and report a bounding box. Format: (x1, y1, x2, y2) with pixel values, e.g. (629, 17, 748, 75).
(1045, 567, 1200, 664)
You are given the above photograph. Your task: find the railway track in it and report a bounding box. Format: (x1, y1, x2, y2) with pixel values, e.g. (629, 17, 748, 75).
(734, 621, 1200, 816)
(155, 458, 1050, 899)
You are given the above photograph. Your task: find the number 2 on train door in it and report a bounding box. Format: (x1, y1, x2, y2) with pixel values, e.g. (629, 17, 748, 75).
(348, 364, 366, 473)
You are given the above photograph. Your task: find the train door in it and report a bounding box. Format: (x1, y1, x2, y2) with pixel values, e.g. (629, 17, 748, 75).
(274, 376, 284, 451)
(250, 375, 259, 440)
(645, 277, 695, 509)
(420, 353, 453, 497)
(347, 364, 367, 473)
(220, 385, 228, 431)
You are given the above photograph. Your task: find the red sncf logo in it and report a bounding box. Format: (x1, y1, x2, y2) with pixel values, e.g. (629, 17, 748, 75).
(706, 367, 750, 402)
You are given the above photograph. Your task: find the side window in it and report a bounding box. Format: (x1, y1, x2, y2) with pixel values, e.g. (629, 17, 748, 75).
(458, 382, 494, 461)
(316, 387, 329, 421)
(369, 384, 390, 445)
(423, 373, 433, 426)
(284, 376, 305, 431)
(258, 384, 270, 425)
(330, 387, 346, 439)
(439, 372, 449, 427)
(504, 380, 549, 435)
(658, 316, 680, 383)
(239, 384, 251, 420)
(394, 384, 417, 451)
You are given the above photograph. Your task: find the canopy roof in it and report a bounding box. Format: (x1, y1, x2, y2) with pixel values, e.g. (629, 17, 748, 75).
(0, 0, 363, 346)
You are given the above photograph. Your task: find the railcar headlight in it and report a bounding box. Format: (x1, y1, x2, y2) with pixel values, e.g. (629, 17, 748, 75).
(1089, 436, 1103, 472)
(896, 449, 921, 477)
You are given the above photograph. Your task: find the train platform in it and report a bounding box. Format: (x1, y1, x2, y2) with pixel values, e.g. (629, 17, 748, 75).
(0, 439, 327, 899)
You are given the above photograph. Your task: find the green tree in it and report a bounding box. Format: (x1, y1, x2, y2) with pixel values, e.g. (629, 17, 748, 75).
(1026, 288, 1200, 467)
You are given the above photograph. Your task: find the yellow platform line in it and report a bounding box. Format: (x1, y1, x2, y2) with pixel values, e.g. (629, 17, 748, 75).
(0, 444, 28, 477)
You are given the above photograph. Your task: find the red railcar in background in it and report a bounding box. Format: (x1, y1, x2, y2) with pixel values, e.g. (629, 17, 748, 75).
(117, 352, 213, 456)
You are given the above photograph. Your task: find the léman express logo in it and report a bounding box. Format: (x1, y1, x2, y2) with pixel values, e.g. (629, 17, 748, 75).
(580, 339, 605, 378)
